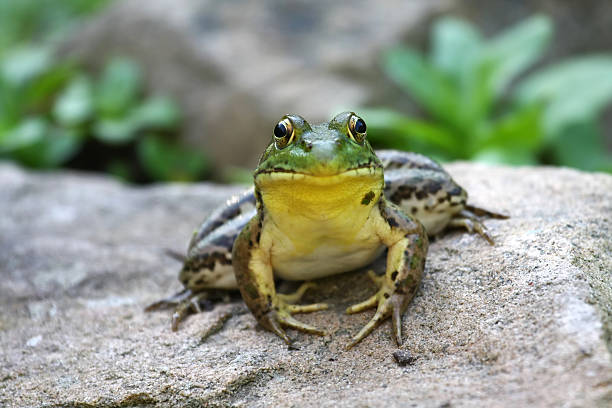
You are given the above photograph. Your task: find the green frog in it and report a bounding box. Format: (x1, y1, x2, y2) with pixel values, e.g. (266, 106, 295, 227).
(147, 112, 506, 348)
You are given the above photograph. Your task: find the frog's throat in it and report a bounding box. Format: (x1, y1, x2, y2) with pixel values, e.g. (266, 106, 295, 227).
(255, 167, 384, 224)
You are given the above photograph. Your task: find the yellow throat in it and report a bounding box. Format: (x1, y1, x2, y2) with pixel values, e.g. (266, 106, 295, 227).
(255, 167, 384, 252)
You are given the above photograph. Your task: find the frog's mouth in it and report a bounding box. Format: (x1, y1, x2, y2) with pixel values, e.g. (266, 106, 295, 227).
(254, 165, 383, 187)
(255, 166, 384, 219)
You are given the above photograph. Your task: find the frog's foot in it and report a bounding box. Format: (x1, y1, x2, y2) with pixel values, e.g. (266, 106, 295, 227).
(345, 271, 412, 349)
(260, 282, 328, 345)
(145, 289, 230, 331)
(449, 205, 508, 245)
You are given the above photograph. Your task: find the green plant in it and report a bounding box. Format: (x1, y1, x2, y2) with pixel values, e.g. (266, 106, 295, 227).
(0, 0, 208, 182)
(0, 52, 208, 181)
(0, 0, 111, 55)
(363, 15, 612, 173)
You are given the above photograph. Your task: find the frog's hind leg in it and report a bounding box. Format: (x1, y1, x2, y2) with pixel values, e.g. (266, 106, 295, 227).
(464, 204, 509, 220)
(448, 206, 508, 245)
(145, 288, 232, 331)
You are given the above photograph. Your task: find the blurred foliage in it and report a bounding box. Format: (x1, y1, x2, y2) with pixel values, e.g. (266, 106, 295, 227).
(364, 15, 612, 173)
(0, 0, 208, 182)
(0, 0, 110, 53)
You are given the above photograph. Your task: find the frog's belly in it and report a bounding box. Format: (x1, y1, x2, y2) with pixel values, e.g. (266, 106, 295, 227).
(271, 243, 385, 281)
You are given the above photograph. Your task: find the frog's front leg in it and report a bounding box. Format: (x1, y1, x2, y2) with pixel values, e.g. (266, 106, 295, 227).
(346, 199, 428, 349)
(232, 216, 328, 345)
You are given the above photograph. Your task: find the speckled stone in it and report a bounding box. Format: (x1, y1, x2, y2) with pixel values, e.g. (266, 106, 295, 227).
(1, 162, 611, 407)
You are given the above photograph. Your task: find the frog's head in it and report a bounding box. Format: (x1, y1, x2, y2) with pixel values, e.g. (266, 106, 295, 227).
(254, 112, 384, 217)
(255, 112, 382, 180)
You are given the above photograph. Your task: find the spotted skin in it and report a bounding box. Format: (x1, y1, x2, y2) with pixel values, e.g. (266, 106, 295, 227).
(344, 198, 428, 348)
(146, 115, 506, 347)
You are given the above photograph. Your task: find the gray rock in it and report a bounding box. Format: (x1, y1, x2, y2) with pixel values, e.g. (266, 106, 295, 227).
(1, 162, 611, 407)
(61, 0, 450, 170)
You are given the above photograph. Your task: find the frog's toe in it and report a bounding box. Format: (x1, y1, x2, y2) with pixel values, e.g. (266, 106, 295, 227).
(449, 217, 495, 245)
(286, 303, 328, 314)
(346, 292, 405, 349)
(260, 308, 326, 345)
(146, 289, 232, 331)
(346, 294, 377, 314)
(450, 206, 507, 245)
(144, 288, 194, 312)
(170, 291, 212, 331)
(277, 281, 318, 304)
(260, 311, 292, 345)
(278, 314, 326, 336)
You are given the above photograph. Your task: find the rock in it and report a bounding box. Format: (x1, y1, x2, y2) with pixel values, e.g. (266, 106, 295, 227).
(61, 0, 451, 170)
(0, 162, 611, 407)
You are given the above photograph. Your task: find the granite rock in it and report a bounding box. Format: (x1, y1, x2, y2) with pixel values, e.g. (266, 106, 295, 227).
(0, 162, 611, 407)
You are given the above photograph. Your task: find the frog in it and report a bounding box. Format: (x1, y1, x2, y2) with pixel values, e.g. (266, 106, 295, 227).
(146, 112, 507, 348)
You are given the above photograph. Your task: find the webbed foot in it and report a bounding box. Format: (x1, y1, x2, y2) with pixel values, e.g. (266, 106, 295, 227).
(345, 271, 410, 349)
(259, 282, 328, 345)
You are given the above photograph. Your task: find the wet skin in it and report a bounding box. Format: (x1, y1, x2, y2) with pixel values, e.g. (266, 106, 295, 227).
(147, 112, 507, 348)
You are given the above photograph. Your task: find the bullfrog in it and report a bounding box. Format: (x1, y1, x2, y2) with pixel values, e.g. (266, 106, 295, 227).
(147, 112, 506, 348)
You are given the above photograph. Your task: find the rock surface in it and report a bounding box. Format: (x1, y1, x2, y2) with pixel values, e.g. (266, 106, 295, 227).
(1, 162, 611, 407)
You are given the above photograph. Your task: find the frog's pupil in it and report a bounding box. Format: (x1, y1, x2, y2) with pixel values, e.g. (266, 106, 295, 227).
(355, 118, 366, 134)
(274, 123, 287, 138)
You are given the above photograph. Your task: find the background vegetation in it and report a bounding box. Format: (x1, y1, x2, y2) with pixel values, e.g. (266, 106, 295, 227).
(0, 1, 610, 181)
(0, 0, 208, 182)
(364, 15, 612, 173)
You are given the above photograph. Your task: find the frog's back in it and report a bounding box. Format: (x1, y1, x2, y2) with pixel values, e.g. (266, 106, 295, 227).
(378, 150, 467, 235)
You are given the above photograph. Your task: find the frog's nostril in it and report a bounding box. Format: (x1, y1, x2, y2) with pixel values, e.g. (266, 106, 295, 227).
(310, 141, 336, 162)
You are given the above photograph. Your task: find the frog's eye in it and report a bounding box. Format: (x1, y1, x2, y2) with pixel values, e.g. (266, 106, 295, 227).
(348, 114, 367, 144)
(273, 118, 295, 149)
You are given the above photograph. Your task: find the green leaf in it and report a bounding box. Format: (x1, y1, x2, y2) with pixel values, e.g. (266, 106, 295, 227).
(471, 105, 543, 165)
(515, 55, 612, 135)
(361, 108, 461, 156)
(13, 126, 82, 168)
(137, 135, 208, 181)
(456, 58, 497, 132)
(95, 58, 142, 117)
(0, 46, 53, 86)
(551, 121, 612, 172)
(93, 117, 139, 145)
(478, 104, 543, 151)
(21, 62, 75, 110)
(430, 18, 494, 130)
(383, 48, 460, 125)
(483, 15, 552, 96)
(130, 96, 180, 129)
(431, 17, 482, 81)
(0, 117, 47, 152)
(53, 75, 93, 127)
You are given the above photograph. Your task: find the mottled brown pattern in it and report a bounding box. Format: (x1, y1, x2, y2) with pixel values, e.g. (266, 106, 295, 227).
(377, 150, 443, 172)
(179, 251, 232, 287)
(379, 198, 429, 301)
(231, 215, 270, 317)
(188, 190, 255, 251)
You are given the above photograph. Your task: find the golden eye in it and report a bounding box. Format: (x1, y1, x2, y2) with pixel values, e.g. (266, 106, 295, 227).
(348, 114, 367, 143)
(273, 118, 294, 149)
